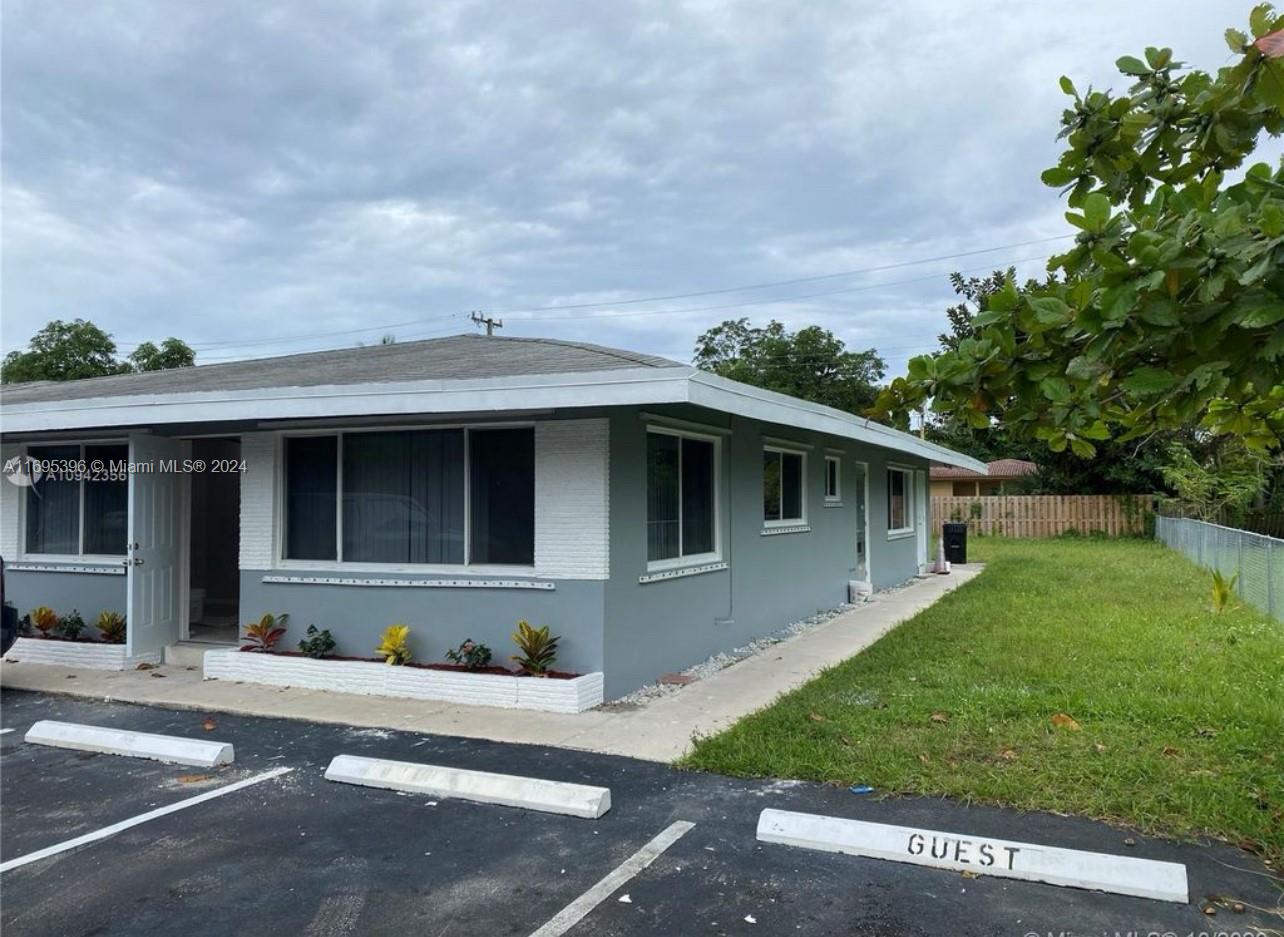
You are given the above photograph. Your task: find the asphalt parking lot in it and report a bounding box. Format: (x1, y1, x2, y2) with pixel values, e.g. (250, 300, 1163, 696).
(0, 689, 1278, 937)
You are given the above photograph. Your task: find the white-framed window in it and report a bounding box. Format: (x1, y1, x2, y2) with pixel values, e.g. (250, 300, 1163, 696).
(763, 445, 806, 527)
(887, 466, 914, 536)
(646, 426, 720, 568)
(22, 442, 129, 558)
(281, 425, 535, 567)
(824, 455, 842, 503)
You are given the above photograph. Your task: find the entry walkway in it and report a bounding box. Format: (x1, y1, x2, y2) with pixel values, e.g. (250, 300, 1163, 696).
(0, 567, 981, 762)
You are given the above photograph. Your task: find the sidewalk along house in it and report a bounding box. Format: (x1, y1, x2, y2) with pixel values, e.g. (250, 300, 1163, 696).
(0, 335, 983, 700)
(930, 458, 1036, 498)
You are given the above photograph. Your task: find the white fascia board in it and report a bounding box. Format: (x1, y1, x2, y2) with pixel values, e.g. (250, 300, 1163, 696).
(687, 371, 987, 474)
(0, 367, 694, 434)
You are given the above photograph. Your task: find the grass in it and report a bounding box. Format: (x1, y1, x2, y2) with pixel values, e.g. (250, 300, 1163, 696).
(682, 537, 1284, 861)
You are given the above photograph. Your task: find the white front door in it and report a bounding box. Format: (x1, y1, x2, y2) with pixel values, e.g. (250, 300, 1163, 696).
(915, 469, 929, 571)
(126, 434, 186, 658)
(853, 463, 869, 583)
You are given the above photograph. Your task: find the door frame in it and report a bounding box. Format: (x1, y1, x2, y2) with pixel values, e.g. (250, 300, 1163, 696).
(178, 434, 243, 641)
(852, 459, 871, 586)
(915, 468, 929, 571)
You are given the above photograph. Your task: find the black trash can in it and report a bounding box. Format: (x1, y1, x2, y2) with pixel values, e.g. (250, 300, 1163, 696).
(943, 522, 968, 564)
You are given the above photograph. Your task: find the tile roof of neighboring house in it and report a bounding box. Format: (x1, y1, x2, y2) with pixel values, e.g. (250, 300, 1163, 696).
(931, 458, 1038, 480)
(0, 334, 683, 405)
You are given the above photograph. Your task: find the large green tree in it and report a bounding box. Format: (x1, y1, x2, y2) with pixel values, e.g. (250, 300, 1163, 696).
(694, 318, 886, 415)
(1, 320, 195, 383)
(873, 7, 1284, 456)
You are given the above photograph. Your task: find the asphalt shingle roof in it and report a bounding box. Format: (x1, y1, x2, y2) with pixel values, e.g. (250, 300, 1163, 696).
(0, 334, 684, 405)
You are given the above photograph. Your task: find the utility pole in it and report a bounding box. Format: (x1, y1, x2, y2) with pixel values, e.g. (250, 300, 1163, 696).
(470, 310, 503, 336)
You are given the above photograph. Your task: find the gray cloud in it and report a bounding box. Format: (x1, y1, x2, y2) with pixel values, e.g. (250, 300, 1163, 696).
(3, 1, 1276, 377)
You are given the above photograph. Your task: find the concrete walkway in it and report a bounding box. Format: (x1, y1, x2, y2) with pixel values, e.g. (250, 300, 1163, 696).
(0, 566, 981, 762)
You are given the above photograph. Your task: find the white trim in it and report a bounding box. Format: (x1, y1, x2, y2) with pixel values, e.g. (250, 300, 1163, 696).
(637, 561, 728, 584)
(824, 454, 842, 503)
(4, 562, 124, 576)
(636, 412, 732, 436)
(886, 465, 915, 538)
(762, 444, 807, 529)
(644, 424, 723, 573)
(1, 366, 985, 473)
(261, 574, 555, 590)
(761, 524, 811, 537)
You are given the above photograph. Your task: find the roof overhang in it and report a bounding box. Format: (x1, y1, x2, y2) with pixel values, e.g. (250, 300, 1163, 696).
(0, 366, 986, 473)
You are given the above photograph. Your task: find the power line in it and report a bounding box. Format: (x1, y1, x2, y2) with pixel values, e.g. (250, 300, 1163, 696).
(111, 234, 1067, 353)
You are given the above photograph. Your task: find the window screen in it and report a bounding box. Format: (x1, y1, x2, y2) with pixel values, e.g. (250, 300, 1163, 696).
(763, 449, 805, 522)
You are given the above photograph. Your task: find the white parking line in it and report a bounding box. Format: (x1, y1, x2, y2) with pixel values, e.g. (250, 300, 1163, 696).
(529, 820, 695, 937)
(0, 767, 293, 874)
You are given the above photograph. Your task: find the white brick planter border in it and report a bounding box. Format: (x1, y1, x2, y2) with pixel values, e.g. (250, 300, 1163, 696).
(203, 649, 604, 713)
(4, 637, 161, 671)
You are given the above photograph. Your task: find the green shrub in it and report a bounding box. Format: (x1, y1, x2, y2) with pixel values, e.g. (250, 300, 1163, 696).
(444, 638, 492, 671)
(57, 609, 86, 641)
(511, 620, 559, 675)
(298, 625, 336, 659)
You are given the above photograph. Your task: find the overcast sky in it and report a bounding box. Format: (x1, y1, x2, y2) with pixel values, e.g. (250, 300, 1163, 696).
(2, 2, 1273, 377)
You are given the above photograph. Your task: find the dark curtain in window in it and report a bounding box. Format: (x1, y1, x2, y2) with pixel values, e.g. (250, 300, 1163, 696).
(763, 450, 781, 521)
(469, 428, 534, 565)
(25, 445, 80, 555)
(285, 436, 338, 560)
(681, 437, 714, 555)
(781, 452, 803, 520)
(343, 429, 464, 564)
(647, 433, 680, 561)
(83, 444, 128, 554)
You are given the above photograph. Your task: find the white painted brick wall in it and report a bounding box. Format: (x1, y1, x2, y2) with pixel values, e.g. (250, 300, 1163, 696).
(534, 419, 609, 580)
(0, 444, 20, 557)
(239, 432, 276, 569)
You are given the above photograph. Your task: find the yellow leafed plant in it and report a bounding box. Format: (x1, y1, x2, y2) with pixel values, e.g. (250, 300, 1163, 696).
(377, 624, 412, 665)
(30, 606, 58, 636)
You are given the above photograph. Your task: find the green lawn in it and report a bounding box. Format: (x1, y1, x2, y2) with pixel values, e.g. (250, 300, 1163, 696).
(683, 537, 1284, 860)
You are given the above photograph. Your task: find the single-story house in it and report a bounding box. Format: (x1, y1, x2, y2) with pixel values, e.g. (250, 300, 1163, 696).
(930, 458, 1036, 498)
(0, 335, 982, 700)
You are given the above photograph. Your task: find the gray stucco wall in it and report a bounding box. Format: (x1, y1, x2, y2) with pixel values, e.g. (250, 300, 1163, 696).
(602, 406, 928, 698)
(4, 568, 128, 622)
(240, 571, 605, 674)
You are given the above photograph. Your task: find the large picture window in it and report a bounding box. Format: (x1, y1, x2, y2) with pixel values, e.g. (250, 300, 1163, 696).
(887, 466, 914, 535)
(24, 443, 129, 557)
(763, 447, 805, 525)
(646, 429, 717, 564)
(283, 426, 534, 566)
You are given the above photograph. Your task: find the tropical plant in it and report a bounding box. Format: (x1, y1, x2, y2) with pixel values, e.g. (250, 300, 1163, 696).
(29, 606, 58, 637)
(444, 638, 492, 671)
(298, 625, 336, 660)
(242, 612, 289, 652)
(376, 624, 412, 665)
(57, 609, 86, 641)
(873, 7, 1284, 455)
(1211, 569, 1239, 613)
(95, 610, 127, 644)
(511, 620, 559, 676)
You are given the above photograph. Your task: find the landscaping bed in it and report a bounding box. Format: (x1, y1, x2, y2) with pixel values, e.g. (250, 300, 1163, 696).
(203, 648, 603, 713)
(5, 636, 160, 671)
(682, 537, 1284, 862)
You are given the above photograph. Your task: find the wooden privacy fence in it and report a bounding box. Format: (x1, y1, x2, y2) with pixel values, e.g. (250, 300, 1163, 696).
(930, 495, 1155, 538)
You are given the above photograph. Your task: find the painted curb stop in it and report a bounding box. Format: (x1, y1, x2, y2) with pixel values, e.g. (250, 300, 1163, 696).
(756, 808, 1188, 904)
(24, 720, 234, 768)
(324, 754, 611, 819)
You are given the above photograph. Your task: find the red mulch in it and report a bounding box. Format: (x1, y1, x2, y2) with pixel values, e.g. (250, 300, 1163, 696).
(236, 646, 581, 679)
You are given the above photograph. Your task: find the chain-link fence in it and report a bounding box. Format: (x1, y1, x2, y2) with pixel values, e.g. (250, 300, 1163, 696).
(1155, 515, 1283, 621)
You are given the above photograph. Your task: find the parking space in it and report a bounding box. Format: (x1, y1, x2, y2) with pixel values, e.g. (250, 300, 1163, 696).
(1, 689, 1278, 936)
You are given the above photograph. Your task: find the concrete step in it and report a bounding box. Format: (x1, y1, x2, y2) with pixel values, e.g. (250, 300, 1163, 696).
(163, 642, 233, 669)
